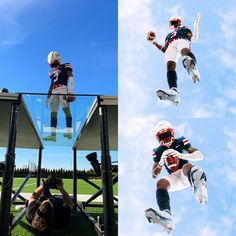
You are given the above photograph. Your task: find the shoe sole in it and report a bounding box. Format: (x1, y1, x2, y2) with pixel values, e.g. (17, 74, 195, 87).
(156, 90, 180, 105)
(145, 208, 174, 233)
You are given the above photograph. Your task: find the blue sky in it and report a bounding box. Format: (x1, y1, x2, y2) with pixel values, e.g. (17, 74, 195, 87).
(119, 0, 236, 235)
(0, 0, 117, 170)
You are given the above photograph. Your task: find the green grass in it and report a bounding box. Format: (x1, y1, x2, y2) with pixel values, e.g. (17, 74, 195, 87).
(11, 206, 118, 236)
(1, 177, 118, 195)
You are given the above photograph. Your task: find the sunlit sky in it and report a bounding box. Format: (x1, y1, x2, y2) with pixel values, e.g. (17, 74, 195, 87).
(0, 0, 117, 170)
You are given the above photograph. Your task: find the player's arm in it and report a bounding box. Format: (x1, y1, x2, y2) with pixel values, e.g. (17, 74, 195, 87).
(167, 146, 203, 161)
(152, 162, 162, 179)
(153, 41, 168, 53)
(56, 181, 74, 209)
(65, 63, 74, 94)
(28, 185, 45, 203)
(47, 82, 53, 99)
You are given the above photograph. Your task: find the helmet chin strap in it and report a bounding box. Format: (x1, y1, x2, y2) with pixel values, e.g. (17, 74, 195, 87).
(160, 137, 175, 148)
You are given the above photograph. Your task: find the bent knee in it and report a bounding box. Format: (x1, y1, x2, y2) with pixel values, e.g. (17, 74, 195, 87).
(157, 178, 170, 189)
(182, 163, 193, 175)
(181, 48, 190, 56)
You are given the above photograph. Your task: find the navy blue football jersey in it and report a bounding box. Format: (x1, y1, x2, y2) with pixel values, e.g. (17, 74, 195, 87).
(152, 137, 190, 174)
(165, 26, 192, 44)
(49, 63, 73, 87)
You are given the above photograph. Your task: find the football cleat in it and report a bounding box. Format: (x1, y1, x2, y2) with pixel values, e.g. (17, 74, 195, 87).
(156, 88, 180, 105)
(64, 132, 72, 139)
(188, 166, 208, 205)
(43, 134, 56, 142)
(182, 55, 200, 83)
(145, 208, 175, 234)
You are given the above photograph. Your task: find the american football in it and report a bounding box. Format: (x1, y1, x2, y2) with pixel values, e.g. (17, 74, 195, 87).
(165, 154, 179, 172)
(147, 31, 156, 41)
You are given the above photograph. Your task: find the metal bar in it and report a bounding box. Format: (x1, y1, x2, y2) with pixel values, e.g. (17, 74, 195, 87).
(78, 205, 104, 236)
(19, 92, 100, 96)
(98, 99, 116, 236)
(73, 148, 77, 210)
(83, 175, 118, 206)
(82, 178, 101, 190)
(11, 172, 32, 204)
(0, 102, 20, 236)
(0, 182, 27, 203)
(10, 207, 26, 231)
(36, 147, 43, 187)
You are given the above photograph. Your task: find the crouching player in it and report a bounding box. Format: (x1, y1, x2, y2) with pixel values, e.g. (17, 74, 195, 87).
(145, 120, 208, 233)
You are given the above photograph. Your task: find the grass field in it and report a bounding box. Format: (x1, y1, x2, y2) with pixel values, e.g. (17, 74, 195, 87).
(0, 177, 118, 236)
(1, 177, 118, 195)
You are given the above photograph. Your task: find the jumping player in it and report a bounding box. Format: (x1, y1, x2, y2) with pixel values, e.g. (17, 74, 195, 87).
(147, 14, 201, 104)
(145, 120, 208, 233)
(43, 51, 75, 142)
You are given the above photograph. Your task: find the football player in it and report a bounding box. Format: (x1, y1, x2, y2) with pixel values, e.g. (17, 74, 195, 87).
(43, 51, 75, 142)
(145, 120, 207, 233)
(147, 13, 201, 104)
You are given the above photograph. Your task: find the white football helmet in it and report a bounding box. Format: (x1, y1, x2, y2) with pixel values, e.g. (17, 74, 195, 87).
(169, 16, 183, 30)
(47, 51, 61, 67)
(154, 120, 175, 147)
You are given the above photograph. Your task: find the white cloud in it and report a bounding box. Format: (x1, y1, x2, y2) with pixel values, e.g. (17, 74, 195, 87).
(193, 106, 212, 118)
(0, 0, 48, 47)
(199, 227, 218, 236)
(217, 5, 236, 45)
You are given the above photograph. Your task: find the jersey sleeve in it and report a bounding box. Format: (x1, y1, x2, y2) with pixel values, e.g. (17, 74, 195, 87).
(180, 136, 191, 150)
(64, 63, 73, 77)
(183, 26, 192, 35)
(152, 147, 163, 162)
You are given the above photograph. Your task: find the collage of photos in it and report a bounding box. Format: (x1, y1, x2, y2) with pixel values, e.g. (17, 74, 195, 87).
(0, 0, 236, 236)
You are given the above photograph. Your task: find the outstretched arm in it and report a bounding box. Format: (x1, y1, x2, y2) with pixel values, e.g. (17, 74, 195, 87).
(191, 13, 201, 43)
(147, 31, 168, 53)
(153, 41, 168, 53)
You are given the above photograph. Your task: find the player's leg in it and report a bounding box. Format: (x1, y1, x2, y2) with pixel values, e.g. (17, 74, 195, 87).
(62, 107, 72, 139)
(60, 94, 72, 139)
(145, 178, 174, 233)
(180, 44, 200, 83)
(160, 45, 181, 104)
(182, 163, 208, 205)
(57, 86, 73, 139)
(43, 95, 59, 141)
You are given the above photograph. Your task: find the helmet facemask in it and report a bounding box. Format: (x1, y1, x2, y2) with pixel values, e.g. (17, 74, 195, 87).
(169, 16, 182, 30)
(156, 128, 175, 148)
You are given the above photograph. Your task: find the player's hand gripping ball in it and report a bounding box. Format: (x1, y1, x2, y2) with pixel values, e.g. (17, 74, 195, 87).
(165, 153, 179, 172)
(147, 31, 156, 41)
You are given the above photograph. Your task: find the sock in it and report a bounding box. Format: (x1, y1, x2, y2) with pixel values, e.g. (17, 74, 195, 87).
(50, 112, 57, 131)
(167, 71, 177, 89)
(187, 51, 197, 63)
(156, 188, 171, 212)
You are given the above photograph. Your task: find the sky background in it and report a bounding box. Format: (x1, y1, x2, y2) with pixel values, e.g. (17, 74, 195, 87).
(119, 0, 236, 235)
(0, 0, 118, 170)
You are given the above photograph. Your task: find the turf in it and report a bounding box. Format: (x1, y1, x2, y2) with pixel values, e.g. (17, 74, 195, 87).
(1, 177, 118, 195)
